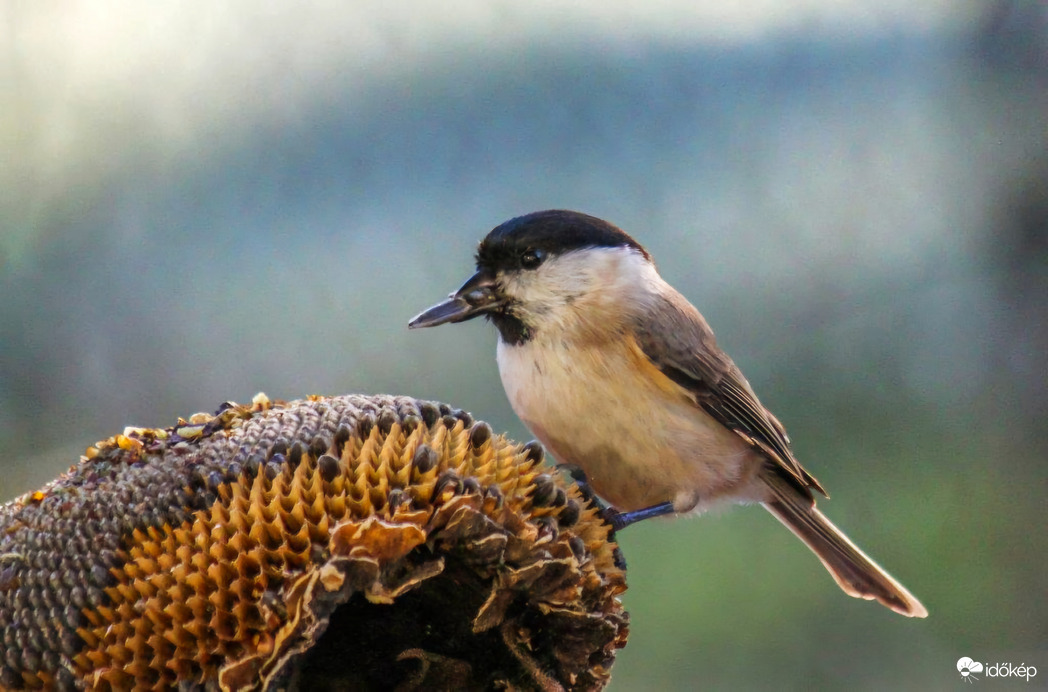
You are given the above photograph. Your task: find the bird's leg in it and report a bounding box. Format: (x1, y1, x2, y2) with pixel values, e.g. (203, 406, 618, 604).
(602, 502, 676, 531)
(557, 464, 676, 531)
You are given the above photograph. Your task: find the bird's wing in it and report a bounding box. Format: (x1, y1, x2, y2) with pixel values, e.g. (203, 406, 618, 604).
(631, 294, 827, 498)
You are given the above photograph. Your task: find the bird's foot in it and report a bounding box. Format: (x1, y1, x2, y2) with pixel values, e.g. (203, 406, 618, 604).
(557, 464, 608, 511)
(556, 464, 629, 569)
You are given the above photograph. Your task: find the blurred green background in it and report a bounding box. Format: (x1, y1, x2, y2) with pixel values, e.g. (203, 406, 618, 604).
(2, 2, 1045, 689)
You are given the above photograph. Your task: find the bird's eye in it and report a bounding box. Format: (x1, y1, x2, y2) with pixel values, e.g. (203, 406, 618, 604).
(520, 248, 546, 270)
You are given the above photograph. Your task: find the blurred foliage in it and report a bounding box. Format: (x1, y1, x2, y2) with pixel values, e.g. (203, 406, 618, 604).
(1, 2, 1044, 689)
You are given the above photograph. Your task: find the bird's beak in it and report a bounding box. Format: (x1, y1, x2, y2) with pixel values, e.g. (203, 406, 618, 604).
(408, 270, 504, 329)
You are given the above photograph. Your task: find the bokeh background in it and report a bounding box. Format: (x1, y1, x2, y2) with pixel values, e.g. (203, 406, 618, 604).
(3, 1, 1045, 689)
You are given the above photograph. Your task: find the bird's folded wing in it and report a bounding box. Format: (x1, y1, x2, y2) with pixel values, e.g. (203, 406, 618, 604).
(630, 297, 826, 498)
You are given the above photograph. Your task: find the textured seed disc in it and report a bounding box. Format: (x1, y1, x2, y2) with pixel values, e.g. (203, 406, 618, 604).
(0, 394, 628, 691)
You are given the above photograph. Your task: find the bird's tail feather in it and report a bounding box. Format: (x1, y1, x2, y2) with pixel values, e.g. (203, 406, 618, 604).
(762, 478, 928, 618)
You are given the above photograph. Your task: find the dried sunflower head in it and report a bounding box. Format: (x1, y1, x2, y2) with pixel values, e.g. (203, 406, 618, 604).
(0, 394, 628, 690)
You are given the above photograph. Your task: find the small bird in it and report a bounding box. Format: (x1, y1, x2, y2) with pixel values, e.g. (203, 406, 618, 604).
(409, 210, 927, 618)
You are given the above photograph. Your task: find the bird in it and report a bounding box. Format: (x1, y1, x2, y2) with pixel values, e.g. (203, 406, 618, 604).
(408, 209, 928, 618)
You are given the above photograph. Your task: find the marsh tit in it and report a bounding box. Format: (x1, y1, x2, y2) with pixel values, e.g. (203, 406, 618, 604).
(409, 210, 927, 618)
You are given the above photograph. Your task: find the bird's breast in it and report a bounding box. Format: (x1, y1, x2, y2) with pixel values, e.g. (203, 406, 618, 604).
(496, 334, 756, 512)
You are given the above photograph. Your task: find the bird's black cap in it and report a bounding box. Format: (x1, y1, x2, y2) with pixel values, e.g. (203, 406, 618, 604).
(476, 210, 650, 272)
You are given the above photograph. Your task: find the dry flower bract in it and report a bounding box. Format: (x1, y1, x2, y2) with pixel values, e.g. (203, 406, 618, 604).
(0, 394, 628, 690)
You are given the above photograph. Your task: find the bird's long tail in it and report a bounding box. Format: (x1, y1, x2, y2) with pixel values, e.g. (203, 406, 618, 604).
(762, 476, 928, 618)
